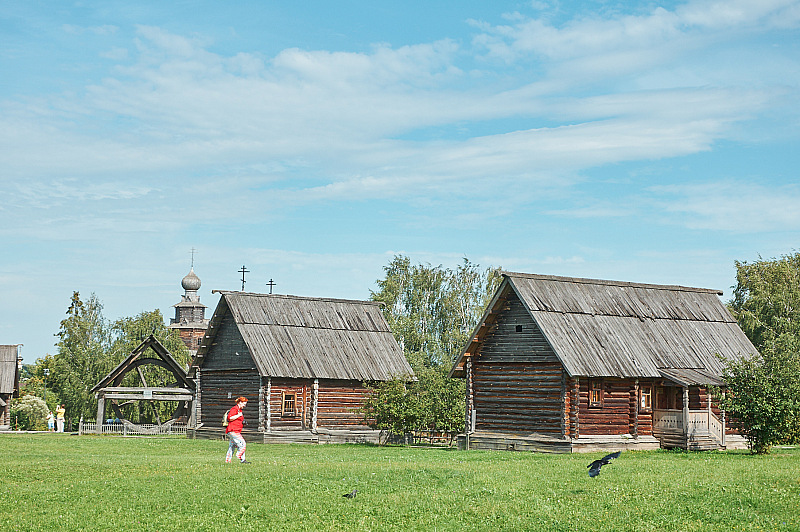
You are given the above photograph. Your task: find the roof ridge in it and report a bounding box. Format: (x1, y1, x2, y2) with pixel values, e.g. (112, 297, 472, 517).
(501, 270, 722, 295)
(213, 290, 383, 306)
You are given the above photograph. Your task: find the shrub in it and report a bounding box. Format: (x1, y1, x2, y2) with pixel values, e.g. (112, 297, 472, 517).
(10, 395, 49, 431)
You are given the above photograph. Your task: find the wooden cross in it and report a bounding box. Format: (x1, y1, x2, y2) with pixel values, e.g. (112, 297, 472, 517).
(239, 265, 249, 291)
(190, 247, 197, 268)
(266, 279, 276, 294)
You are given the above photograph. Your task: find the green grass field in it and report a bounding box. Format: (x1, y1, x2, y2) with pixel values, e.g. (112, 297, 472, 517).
(1, 434, 798, 531)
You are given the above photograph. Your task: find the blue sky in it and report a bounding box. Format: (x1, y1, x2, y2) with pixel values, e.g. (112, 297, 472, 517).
(3, 0, 799, 363)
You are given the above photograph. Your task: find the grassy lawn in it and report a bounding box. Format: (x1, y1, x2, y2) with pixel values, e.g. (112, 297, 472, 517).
(1, 435, 798, 531)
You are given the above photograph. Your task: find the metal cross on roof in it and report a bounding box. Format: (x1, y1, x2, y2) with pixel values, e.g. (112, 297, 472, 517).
(266, 279, 276, 294)
(238, 265, 249, 291)
(190, 247, 197, 268)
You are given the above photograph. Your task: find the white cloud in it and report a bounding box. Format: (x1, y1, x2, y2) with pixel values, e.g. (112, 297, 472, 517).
(653, 181, 800, 232)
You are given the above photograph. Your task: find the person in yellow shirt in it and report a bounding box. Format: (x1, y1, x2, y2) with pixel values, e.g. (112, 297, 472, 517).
(55, 404, 65, 432)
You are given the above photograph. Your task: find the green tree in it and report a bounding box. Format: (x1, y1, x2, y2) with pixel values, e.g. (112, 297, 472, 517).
(720, 352, 800, 454)
(50, 292, 113, 427)
(371, 255, 501, 368)
(10, 395, 49, 431)
(366, 255, 501, 439)
(722, 253, 800, 452)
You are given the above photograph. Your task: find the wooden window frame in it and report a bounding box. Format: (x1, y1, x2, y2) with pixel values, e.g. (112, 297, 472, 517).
(589, 379, 603, 408)
(639, 385, 652, 412)
(281, 391, 296, 417)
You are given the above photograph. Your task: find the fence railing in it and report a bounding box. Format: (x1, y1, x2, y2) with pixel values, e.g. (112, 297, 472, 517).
(79, 420, 188, 436)
(653, 409, 724, 444)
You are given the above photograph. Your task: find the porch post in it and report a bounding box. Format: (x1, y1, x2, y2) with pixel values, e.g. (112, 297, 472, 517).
(721, 391, 726, 446)
(682, 386, 690, 437)
(95, 393, 105, 434)
(266, 377, 272, 433)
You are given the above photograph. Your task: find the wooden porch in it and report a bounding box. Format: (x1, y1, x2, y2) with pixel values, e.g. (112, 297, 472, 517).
(653, 408, 730, 450)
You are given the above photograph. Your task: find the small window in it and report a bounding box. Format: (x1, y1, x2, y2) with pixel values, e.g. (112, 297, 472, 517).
(282, 392, 296, 417)
(515, 325, 523, 332)
(589, 380, 603, 407)
(640, 385, 652, 411)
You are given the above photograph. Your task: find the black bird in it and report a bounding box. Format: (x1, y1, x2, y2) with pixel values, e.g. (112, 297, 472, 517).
(343, 489, 357, 498)
(587, 451, 621, 477)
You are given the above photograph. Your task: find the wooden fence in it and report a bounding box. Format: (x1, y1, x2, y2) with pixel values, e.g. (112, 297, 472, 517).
(79, 420, 188, 436)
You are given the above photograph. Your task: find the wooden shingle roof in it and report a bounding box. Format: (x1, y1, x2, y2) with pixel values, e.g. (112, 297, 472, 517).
(451, 272, 758, 383)
(197, 292, 413, 381)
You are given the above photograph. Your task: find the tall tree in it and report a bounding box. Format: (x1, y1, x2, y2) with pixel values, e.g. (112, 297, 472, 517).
(371, 255, 501, 369)
(51, 292, 113, 426)
(366, 255, 501, 439)
(722, 253, 800, 452)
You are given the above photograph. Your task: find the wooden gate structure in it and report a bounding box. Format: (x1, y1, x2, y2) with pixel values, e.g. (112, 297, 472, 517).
(91, 335, 194, 434)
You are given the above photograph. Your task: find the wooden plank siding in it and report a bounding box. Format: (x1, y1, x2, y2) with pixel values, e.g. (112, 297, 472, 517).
(471, 290, 564, 436)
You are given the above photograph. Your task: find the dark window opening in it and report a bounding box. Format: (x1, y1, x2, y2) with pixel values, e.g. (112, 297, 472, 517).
(515, 325, 523, 332)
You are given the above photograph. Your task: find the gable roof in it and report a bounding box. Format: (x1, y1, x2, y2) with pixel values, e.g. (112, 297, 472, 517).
(91, 335, 192, 393)
(0, 345, 20, 394)
(193, 291, 413, 381)
(450, 272, 758, 384)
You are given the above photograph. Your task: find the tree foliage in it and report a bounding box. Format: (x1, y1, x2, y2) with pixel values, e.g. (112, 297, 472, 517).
(365, 255, 501, 439)
(720, 352, 800, 454)
(371, 255, 501, 368)
(722, 253, 800, 453)
(50, 292, 113, 426)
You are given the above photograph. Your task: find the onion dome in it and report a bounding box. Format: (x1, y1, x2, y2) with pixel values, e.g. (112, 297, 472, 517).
(181, 268, 201, 291)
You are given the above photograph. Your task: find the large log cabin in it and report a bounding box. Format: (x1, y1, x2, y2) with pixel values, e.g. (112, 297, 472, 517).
(449, 272, 756, 452)
(188, 291, 413, 444)
(0, 345, 21, 430)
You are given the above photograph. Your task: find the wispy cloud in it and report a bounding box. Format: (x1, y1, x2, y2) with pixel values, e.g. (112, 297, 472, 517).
(653, 181, 800, 232)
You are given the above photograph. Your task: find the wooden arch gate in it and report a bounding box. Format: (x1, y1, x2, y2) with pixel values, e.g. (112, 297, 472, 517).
(91, 335, 195, 434)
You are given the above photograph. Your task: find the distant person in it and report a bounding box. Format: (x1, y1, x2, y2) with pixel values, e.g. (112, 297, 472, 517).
(55, 404, 65, 432)
(225, 397, 250, 464)
(46, 411, 54, 432)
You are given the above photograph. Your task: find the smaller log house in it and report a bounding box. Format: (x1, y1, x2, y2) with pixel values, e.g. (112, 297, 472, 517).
(188, 291, 413, 444)
(449, 272, 757, 453)
(0, 345, 22, 430)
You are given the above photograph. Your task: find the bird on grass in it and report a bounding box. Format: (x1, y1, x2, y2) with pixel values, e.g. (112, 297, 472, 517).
(343, 489, 357, 499)
(587, 451, 621, 477)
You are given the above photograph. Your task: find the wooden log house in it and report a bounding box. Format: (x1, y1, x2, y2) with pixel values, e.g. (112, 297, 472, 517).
(449, 272, 756, 452)
(0, 345, 22, 430)
(188, 291, 413, 444)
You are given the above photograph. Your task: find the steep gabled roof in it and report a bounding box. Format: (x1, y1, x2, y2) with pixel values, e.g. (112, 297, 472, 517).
(451, 272, 757, 383)
(194, 291, 413, 381)
(0, 345, 20, 394)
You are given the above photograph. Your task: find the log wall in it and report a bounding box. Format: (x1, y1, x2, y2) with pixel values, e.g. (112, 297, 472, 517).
(198, 369, 261, 428)
(316, 380, 370, 427)
(472, 291, 564, 436)
(578, 378, 632, 435)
